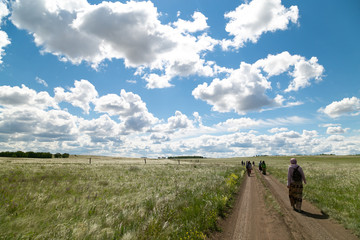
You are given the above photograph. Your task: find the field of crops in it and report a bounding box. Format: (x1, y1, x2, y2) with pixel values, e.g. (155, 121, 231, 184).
(0, 156, 244, 239)
(260, 155, 360, 237)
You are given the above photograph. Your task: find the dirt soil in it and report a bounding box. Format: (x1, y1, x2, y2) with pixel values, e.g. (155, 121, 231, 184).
(209, 169, 359, 240)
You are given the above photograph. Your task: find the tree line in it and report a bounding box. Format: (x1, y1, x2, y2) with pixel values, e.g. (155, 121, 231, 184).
(0, 151, 70, 158)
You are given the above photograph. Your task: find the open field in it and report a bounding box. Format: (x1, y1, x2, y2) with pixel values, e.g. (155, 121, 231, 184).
(0, 156, 244, 239)
(255, 155, 360, 237)
(1, 155, 360, 239)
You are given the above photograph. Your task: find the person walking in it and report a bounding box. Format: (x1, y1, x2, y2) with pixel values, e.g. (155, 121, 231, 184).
(259, 161, 262, 171)
(287, 158, 306, 213)
(246, 161, 252, 176)
(261, 161, 267, 175)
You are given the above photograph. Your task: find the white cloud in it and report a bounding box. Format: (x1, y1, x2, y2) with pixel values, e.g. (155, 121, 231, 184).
(192, 51, 323, 115)
(285, 56, 324, 92)
(10, 0, 219, 88)
(192, 62, 273, 114)
(35, 76, 48, 87)
(94, 89, 158, 133)
(0, 84, 58, 109)
(319, 97, 360, 118)
(150, 133, 170, 144)
(54, 79, 98, 114)
(144, 73, 173, 89)
(254, 51, 324, 92)
(319, 123, 339, 128)
(0, 1, 9, 20)
(268, 127, 288, 133)
(95, 90, 147, 118)
(327, 135, 345, 142)
(215, 116, 307, 132)
(0, 1, 10, 64)
(0, 107, 78, 141)
(167, 111, 194, 131)
(221, 0, 298, 49)
(0, 82, 359, 157)
(173, 11, 209, 33)
(326, 126, 349, 135)
(79, 114, 122, 143)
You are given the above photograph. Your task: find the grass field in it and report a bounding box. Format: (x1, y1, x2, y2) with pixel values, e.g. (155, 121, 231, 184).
(1, 155, 359, 239)
(257, 155, 360, 237)
(0, 156, 244, 239)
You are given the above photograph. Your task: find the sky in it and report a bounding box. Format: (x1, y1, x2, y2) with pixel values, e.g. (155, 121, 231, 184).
(0, 0, 359, 158)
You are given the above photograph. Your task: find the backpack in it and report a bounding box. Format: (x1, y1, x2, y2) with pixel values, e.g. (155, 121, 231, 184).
(292, 166, 302, 181)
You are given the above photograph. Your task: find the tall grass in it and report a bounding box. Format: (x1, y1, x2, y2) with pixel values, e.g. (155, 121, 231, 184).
(0, 159, 244, 239)
(256, 155, 360, 237)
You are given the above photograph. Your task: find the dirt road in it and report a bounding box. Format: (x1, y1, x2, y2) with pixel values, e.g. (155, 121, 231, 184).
(209, 169, 358, 240)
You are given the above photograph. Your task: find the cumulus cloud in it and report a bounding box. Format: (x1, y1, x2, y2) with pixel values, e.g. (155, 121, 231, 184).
(0, 82, 359, 157)
(79, 114, 122, 143)
(0, 31, 10, 64)
(268, 127, 288, 133)
(0, 84, 58, 109)
(254, 51, 324, 92)
(173, 11, 209, 33)
(0, 0, 10, 64)
(94, 89, 158, 132)
(215, 116, 307, 132)
(192, 52, 321, 114)
(167, 111, 193, 130)
(150, 111, 196, 136)
(221, 0, 298, 49)
(10, 0, 218, 88)
(285, 56, 324, 92)
(150, 133, 170, 144)
(326, 126, 349, 134)
(157, 127, 356, 158)
(193, 62, 273, 114)
(54, 80, 98, 114)
(0, 107, 78, 141)
(0, 0, 8, 19)
(327, 135, 345, 142)
(319, 97, 360, 118)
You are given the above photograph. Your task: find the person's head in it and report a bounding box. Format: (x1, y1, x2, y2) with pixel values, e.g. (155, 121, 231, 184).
(290, 158, 297, 165)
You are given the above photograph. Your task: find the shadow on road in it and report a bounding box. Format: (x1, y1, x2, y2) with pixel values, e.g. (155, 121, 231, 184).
(301, 210, 329, 219)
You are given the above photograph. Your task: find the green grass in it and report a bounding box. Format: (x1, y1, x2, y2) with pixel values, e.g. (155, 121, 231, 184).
(0, 158, 244, 239)
(254, 155, 360, 237)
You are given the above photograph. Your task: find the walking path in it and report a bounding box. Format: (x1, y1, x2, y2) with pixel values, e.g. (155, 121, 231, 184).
(209, 169, 358, 240)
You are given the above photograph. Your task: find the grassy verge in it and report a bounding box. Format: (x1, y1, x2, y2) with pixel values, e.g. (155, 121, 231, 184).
(0, 158, 244, 239)
(255, 171, 282, 216)
(253, 155, 360, 237)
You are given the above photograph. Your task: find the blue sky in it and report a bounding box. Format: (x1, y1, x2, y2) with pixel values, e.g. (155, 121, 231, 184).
(0, 0, 359, 157)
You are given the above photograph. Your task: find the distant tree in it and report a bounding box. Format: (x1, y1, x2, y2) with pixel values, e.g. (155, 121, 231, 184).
(41, 152, 52, 158)
(54, 153, 62, 158)
(15, 151, 26, 157)
(27, 151, 36, 158)
(62, 153, 70, 158)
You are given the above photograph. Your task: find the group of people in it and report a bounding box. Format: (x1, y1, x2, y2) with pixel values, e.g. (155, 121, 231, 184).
(241, 160, 255, 166)
(242, 160, 267, 176)
(258, 161, 266, 175)
(242, 157, 307, 213)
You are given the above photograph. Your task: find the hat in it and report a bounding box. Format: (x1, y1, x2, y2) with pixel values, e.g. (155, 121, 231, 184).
(290, 158, 297, 164)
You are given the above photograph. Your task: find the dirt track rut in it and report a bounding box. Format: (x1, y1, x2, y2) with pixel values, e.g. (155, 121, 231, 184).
(209, 169, 358, 240)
